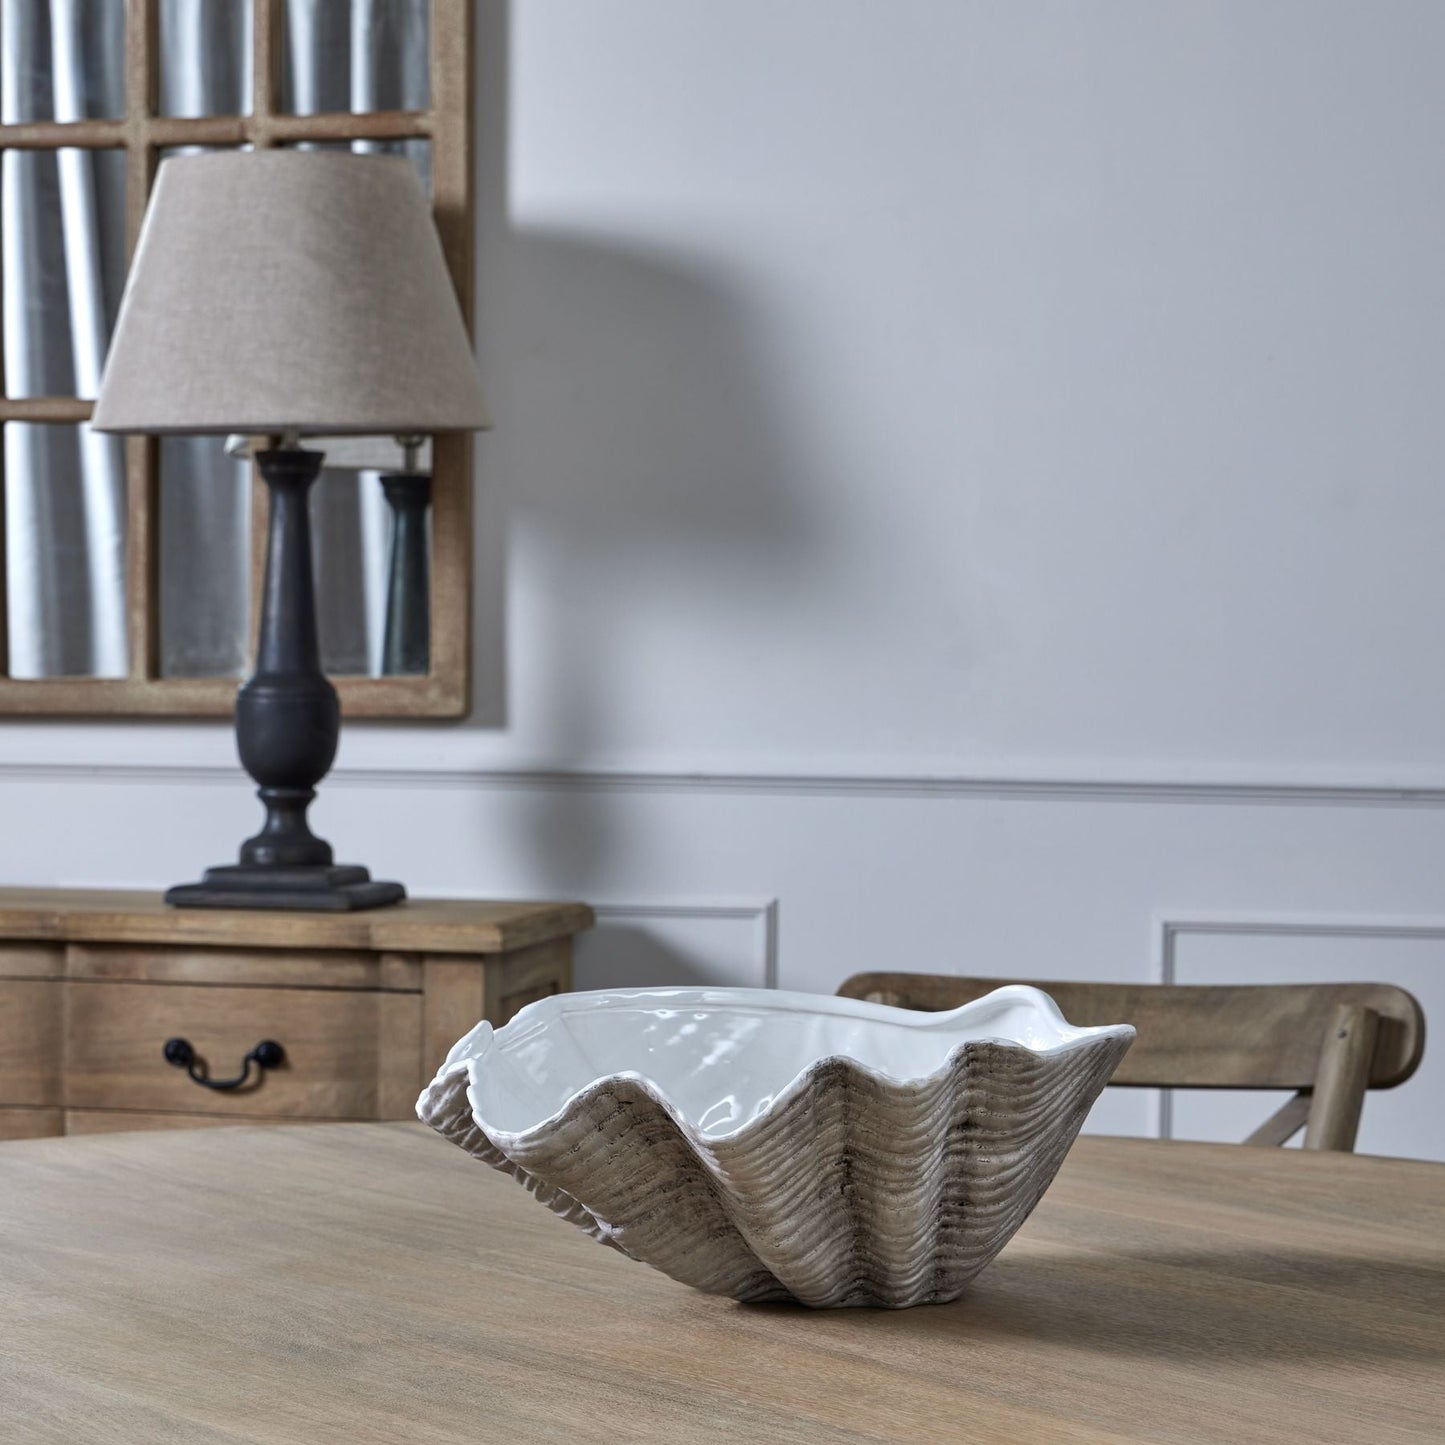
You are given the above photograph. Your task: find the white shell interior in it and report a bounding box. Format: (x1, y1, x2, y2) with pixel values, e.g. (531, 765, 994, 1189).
(449, 986, 1133, 1141)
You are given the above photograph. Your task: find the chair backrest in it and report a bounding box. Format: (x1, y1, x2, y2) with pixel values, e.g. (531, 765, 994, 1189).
(836, 973, 1426, 1152)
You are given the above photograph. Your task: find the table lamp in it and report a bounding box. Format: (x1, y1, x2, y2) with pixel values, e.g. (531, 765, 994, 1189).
(91, 151, 490, 910)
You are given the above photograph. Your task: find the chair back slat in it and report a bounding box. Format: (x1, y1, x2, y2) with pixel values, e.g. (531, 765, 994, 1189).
(836, 974, 1424, 1091)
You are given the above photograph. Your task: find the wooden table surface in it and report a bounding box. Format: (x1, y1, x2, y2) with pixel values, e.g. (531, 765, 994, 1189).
(2, 1125, 1442, 1444)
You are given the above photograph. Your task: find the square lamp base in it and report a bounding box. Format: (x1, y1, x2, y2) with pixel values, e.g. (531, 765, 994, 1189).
(165, 864, 406, 912)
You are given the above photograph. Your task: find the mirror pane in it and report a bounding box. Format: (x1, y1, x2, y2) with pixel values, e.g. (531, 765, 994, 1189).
(1, 147, 128, 399)
(3, 421, 128, 679)
(312, 456, 431, 678)
(0, 0, 126, 124)
(157, 0, 254, 118)
(280, 0, 430, 116)
(159, 435, 251, 679)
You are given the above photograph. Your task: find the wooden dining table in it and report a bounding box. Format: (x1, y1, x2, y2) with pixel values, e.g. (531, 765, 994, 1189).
(1, 1123, 1441, 1443)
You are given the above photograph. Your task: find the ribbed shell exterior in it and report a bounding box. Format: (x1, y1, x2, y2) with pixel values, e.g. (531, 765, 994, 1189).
(418, 1027, 1132, 1308)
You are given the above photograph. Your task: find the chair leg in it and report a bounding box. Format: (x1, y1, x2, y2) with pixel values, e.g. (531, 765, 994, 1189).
(1303, 1004, 1379, 1152)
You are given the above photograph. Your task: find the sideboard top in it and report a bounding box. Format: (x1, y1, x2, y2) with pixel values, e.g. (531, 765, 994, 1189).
(0, 889, 594, 956)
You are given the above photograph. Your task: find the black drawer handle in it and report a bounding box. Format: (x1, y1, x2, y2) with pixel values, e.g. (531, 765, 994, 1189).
(163, 1037, 285, 1091)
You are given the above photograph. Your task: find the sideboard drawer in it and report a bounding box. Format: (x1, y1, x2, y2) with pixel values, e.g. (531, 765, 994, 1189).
(0, 977, 62, 1107)
(64, 981, 422, 1120)
(0, 889, 587, 1141)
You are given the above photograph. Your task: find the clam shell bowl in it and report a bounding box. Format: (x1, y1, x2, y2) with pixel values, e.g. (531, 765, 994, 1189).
(417, 985, 1134, 1309)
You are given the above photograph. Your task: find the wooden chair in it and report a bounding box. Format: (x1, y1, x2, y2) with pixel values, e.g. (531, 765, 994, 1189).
(836, 974, 1426, 1152)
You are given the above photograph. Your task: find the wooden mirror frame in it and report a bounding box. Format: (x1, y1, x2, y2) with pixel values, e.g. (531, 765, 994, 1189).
(0, 0, 473, 718)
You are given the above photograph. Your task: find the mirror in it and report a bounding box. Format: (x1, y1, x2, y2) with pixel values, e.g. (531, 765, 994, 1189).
(0, 0, 127, 125)
(0, 0, 471, 714)
(170, 434, 436, 680)
(313, 453, 433, 678)
(157, 434, 250, 679)
(1, 143, 128, 677)
(158, 0, 253, 118)
(280, 0, 430, 115)
(4, 421, 129, 679)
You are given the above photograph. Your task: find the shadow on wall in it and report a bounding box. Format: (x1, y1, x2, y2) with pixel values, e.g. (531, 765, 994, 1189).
(463, 1, 824, 915)
(466, 0, 512, 732)
(476, 229, 825, 885)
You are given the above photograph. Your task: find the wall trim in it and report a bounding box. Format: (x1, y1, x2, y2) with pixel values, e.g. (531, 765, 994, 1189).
(1154, 911, 1445, 983)
(587, 897, 780, 989)
(1150, 910, 1445, 1138)
(4, 758, 1445, 808)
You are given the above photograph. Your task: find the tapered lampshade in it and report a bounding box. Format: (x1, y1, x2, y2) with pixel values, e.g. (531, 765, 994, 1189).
(91, 150, 489, 435)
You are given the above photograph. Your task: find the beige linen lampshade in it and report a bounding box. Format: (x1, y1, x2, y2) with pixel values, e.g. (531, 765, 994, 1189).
(91, 150, 489, 435)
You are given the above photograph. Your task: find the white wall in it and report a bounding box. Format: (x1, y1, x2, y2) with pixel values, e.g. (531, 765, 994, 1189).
(3, 2, 1444, 1155)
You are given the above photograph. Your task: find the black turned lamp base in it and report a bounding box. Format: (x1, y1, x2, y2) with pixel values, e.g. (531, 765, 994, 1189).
(165, 445, 408, 916)
(166, 864, 406, 912)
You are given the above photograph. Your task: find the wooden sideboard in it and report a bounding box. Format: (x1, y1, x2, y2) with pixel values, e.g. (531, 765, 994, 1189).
(0, 889, 593, 1140)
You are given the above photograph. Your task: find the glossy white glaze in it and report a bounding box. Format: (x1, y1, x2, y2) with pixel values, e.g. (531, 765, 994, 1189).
(442, 985, 1128, 1142)
(420, 985, 1134, 1307)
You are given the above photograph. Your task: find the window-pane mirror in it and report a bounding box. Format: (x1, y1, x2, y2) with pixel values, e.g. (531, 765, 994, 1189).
(3, 420, 128, 678)
(0, 0, 471, 715)
(1, 146, 128, 399)
(280, 0, 429, 115)
(0, 0, 127, 125)
(313, 450, 433, 678)
(158, 433, 249, 679)
(158, 0, 253, 118)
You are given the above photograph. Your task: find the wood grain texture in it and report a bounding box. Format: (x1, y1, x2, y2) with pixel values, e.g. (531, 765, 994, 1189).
(0, 1107, 62, 1140)
(251, 0, 279, 122)
(63, 1109, 336, 1135)
(64, 942, 421, 992)
(63, 981, 421, 1119)
(123, 0, 160, 684)
(0, 888, 593, 955)
(0, 1125, 1440, 1443)
(422, 959, 486, 1082)
(0, 110, 429, 154)
(0, 944, 62, 980)
(424, 0, 476, 717)
(0, 396, 94, 422)
(0, 979, 61, 1106)
(839, 974, 1426, 1153)
(1243, 1090, 1313, 1147)
(0, 892, 583, 1139)
(0, 673, 472, 717)
(376, 988, 426, 1120)
(499, 938, 571, 998)
(1305, 1002, 1380, 1152)
(838, 974, 1425, 1089)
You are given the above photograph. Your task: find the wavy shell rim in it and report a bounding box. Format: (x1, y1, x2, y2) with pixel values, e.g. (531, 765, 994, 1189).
(438, 984, 1134, 1149)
